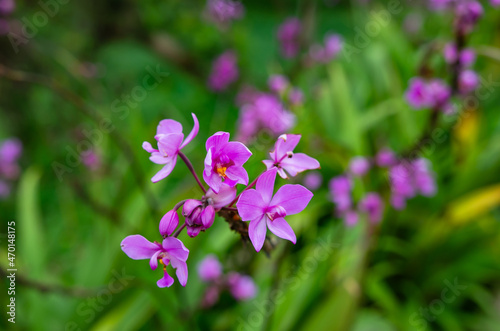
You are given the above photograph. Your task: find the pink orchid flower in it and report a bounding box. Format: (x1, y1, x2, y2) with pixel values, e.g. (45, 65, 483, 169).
(143, 113, 199, 183)
(236, 168, 313, 252)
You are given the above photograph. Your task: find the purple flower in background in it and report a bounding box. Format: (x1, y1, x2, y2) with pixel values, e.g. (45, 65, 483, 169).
(375, 148, 397, 167)
(236, 93, 296, 143)
(492, 0, 500, 7)
(349, 156, 370, 176)
(303, 171, 323, 191)
(459, 69, 479, 94)
(289, 88, 304, 106)
(459, 48, 476, 67)
(405, 77, 431, 109)
(206, 0, 244, 24)
(0, 138, 22, 180)
(389, 158, 436, 210)
(203, 132, 252, 193)
(202, 285, 221, 308)
(344, 210, 359, 227)
(277, 17, 302, 58)
(228, 272, 257, 301)
(268, 75, 289, 94)
(82, 150, 100, 172)
(121, 235, 189, 288)
(455, 0, 483, 34)
(406, 78, 452, 111)
(0, 0, 14, 15)
(359, 193, 384, 224)
(183, 199, 216, 237)
(143, 113, 199, 183)
(263, 134, 320, 179)
(237, 168, 313, 251)
(198, 255, 223, 282)
(309, 33, 343, 63)
(427, 79, 452, 110)
(208, 51, 239, 92)
(329, 176, 352, 213)
(444, 43, 476, 67)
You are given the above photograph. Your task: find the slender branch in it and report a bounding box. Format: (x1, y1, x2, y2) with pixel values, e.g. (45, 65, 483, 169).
(173, 223, 187, 238)
(173, 199, 187, 211)
(178, 152, 206, 193)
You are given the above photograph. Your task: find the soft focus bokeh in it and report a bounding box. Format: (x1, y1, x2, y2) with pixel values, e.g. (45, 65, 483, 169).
(1, 0, 500, 330)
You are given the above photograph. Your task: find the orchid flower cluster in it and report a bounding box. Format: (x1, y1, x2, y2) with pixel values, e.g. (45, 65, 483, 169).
(197, 254, 257, 307)
(121, 114, 319, 288)
(0, 138, 22, 199)
(329, 148, 436, 226)
(406, 0, 484, 113)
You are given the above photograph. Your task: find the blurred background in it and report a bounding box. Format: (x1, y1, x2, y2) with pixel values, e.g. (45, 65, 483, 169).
(1, 0, 500, 330)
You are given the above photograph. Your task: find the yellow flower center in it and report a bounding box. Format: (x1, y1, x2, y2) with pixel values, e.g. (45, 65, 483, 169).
(217, 166, 227, 178)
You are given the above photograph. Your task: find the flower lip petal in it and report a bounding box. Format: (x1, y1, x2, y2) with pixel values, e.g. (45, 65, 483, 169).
(180, 113, 199, 149)
(121, 235, 160, 260)
(157, 270, 175, 288)
(225, 165, 249, 186)
(150, 250, 161, 270)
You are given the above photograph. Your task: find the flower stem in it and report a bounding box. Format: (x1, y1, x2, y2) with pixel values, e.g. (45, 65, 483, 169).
(178, 151, 206, 194)
(172, 223, 186, 238)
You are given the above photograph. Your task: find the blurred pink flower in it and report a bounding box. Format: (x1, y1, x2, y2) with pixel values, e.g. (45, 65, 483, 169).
(208, 51, 239, 92)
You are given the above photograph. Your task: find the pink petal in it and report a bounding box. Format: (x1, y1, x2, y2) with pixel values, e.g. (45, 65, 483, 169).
(236, 189, 266, 220)
(206, 132, 230, 152)
(142, 141, 158, 153)
(248, 216, 267, 252)
(157, 119, 183, 135)
(221, 141, 252, 165)
(157, 133, 184, 156)
(201, 205, 215, 228)
(180, 113, 199, 149)
(206, 184, 236, 209)
(170, 258, 188, 287)
(163, 237, 189, 261)
(149, 152, 171, 165)
(150, 251, 160, 270)
(157, 270, 175, 288)
(204, 170, 222, 194)
(280, 153, 320, 177)
(225, 165, 249, 185)
(256, 168, 277, 204)
(266, 217, 296, 244)
(187, 226, 201, 237)
(275, 134, 301, 159)
(159, 210, 179, 236)
(270, 184, 313, 215)
(151, 157, 177, 183)
(121, 235, 159, 260)
(277, 168, 288, 179)
(262, 159, 274, 170)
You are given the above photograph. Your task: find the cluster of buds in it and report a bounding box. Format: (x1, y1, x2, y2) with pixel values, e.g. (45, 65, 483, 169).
(121, 114, 319, 288)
